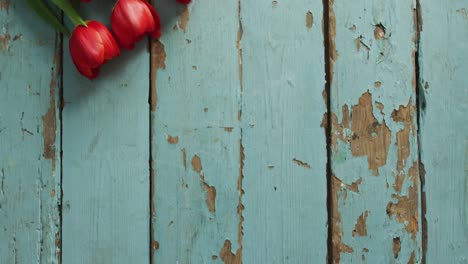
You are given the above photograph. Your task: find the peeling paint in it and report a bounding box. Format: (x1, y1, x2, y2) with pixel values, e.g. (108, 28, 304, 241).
(392, 100, 416, 192)
(191, 155, 216, 213)
(152, 240, 160, 251)
(374, 23, 385, 39)
(237, 141, 244, 262)
(306, 11, 313, 29)
(332, 175, 354, 263)
(352, 211, 368, 237)
(350, 92, 391, 176)
(292, 158, 311, 169)
(0, 26, 10, 52)
(150, 40, 166, 112)
(42, 56, 58, 169)
(386, 162, 419, 239)
(219, 240, 241, 264)
(393, 237, 401, 258)
(166, 134, 179, 144)
(182, 148, 187, 171)
(178, 6, 190, 33)
(326, 0, 337, 83)
(408, 251, 415, 264)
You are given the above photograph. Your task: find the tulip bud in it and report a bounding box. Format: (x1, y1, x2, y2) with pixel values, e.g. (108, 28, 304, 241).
(111, 0, 161, 50)
(69, 21, 121, 79)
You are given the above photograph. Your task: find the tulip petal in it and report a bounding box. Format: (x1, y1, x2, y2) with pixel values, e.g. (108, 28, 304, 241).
(70, 25, 105, 68)
(87, 21, 121, 60)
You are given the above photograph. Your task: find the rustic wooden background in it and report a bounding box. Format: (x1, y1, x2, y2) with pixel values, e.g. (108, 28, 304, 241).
(1, 0, 467, 263)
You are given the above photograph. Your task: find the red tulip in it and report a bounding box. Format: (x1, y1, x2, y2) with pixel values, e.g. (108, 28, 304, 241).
(69, 21, 120, 79)
(176, 0, 191, 4)
(111, 0, 161, 50)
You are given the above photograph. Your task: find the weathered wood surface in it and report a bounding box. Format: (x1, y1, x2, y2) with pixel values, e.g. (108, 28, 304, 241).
(327, 0, 422, 263)
(61, 3, 150, 264)
(1, 0, 468, 263)
(151, 1, 241, 263)
(0, 1, 61, 263)
(241, 1, 328, 263)
(419, 0, 468, 263)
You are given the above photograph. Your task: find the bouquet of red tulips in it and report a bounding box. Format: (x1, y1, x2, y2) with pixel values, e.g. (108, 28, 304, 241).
(26, 0, 190, 79)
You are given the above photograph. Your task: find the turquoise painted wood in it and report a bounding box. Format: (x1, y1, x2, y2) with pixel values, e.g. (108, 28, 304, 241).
(241, 0, 328, 263)
(61, 3, 150, 264)
(1, 0, 468, 263)
(328, 0, 421, 263)
(419, 0, 468, 262)
(151, 0, 241, 262)
(0, 1, 61, 263)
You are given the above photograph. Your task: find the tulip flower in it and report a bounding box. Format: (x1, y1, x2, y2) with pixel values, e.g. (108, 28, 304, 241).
(111, 0, 161, 49)
(69, 21, 121, 79)
(176, 0, 191, 4)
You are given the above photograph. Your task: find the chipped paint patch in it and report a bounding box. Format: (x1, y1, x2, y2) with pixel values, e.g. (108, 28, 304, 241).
(352, 211, 368, 237)
(349, 92, 391, 176)
(42, 57, 58, 169)
(332, 175, 354, 263)
(374, 23, 385, 39)
(191, 155, 216, 213)
(166, 134, 179, 144)
(220, 240, 241, 264)
(181, 148, 187, 170)
(236, 141, 244, 261)
(408, 251, 415, 264)
(292, 158, 311, 169)
(306, 11, 313, 28)
(179, 6, 190, 33)
(393, 237, 401, 258)
(386, 162, 419, 239)
(0, 26, 10, 51)
(150, 40, 166, 112)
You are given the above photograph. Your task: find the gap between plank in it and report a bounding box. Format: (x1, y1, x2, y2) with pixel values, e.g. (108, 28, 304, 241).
(414, 1, 427, 263)
(148, 35, 155, 264)
(321, 0, 334, 263)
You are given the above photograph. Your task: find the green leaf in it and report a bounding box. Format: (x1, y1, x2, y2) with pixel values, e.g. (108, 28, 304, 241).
(25, 0, 71, 36)
(51, 0, 87, 27)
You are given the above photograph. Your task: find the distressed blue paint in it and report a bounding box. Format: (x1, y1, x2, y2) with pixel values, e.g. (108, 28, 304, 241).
(1, 1, 468, 263)
(0, 1, 61, 263)
(151, 0, 241, 263)
(330, 0, 421, 263)
(241, 1, 328, 263)
(419, 0, 468, 262)
(61, 3, 149, 264)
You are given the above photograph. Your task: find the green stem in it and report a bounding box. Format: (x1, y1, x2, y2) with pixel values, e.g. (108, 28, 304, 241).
(51, 0, 87, 27)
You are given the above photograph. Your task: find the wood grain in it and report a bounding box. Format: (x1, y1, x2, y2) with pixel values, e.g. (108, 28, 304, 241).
(0, 2, 61, 263)
(151, 1, 241, 263)
(328, 0, 421, 262)
(241, 1, 328, 262)
(61, 3, 150, 263)
(419, 0, 468, 262)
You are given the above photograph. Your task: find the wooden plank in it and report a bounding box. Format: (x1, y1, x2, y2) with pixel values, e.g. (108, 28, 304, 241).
(61, 3, 149, 263)
(0, 2, 61, 263)
(151, 1, 241, 263)
(328, 0, 421, 262)
(241, 1, 328, 262)
(419, 0, 468, 262)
